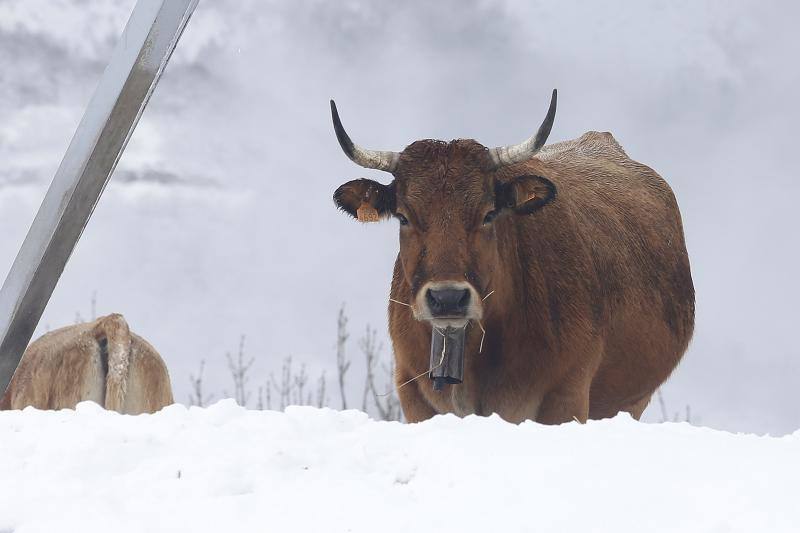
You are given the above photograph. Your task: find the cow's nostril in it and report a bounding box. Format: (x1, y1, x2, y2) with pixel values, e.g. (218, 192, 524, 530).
(426, 287, 471, 317)
(426, 289, 439, 312)
(458, 290, 470, 308)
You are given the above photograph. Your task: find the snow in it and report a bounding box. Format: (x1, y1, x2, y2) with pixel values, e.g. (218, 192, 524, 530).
(1, 402, 797, 532)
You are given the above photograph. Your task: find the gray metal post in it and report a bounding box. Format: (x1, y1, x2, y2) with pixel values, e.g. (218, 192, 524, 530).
(0, 0, 199, 395)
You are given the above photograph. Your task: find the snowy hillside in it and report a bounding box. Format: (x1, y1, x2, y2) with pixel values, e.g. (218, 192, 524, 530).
(1, 403, 797, 532)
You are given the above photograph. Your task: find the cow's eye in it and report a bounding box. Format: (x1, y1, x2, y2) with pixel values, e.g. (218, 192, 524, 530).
(483, 210, 499, 225)
(395, 213, 409, 226)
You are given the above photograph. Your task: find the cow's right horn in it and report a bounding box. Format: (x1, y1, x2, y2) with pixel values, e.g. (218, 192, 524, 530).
(489, 89, 557, 168)
(330, 100, 400, 173)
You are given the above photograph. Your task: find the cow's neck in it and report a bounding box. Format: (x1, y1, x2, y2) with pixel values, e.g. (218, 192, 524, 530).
(479, 222, 552, 364)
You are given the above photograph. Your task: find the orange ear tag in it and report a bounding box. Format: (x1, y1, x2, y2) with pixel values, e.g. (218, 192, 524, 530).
(356, 202, 380, 222)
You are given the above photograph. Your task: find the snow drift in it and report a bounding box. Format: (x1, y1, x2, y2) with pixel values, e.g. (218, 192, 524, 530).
(1, 401, 797, 532)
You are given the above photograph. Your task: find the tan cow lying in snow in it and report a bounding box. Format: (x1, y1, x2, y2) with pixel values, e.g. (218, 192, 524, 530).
(0, 313, 173, 414)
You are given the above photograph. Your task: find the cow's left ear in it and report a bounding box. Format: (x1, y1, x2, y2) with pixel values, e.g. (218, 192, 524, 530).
(333, 178, 395, 222)
(497, 174, 556, 215)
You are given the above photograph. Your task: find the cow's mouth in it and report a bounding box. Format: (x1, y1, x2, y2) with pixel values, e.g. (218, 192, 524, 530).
(429, 316, 470, 329)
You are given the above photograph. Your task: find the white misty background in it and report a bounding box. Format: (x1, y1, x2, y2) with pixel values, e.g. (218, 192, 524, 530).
(0, 1, 798, 433)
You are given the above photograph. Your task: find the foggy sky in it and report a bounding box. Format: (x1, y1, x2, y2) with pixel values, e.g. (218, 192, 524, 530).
(1, 0, 798, 434)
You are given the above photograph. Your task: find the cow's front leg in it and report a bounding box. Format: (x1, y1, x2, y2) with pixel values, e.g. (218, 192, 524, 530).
(535, 386, 590, 425)
(396, 375, 437, 423)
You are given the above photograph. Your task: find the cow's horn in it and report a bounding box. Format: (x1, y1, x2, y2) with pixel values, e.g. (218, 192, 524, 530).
(330, 100, 400, 173)
(489, 89, 557, 168)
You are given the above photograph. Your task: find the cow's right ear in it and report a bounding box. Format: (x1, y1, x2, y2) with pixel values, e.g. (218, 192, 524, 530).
(333, 179, 395, 222)
(496, 174, 556, 215)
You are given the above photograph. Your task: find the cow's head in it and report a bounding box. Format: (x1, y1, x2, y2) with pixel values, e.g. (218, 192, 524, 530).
(333, 91, 557, 329)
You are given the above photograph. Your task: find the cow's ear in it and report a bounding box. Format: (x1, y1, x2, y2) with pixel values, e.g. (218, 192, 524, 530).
(497, 174, 556, 215)
(333, 178, 395, 222)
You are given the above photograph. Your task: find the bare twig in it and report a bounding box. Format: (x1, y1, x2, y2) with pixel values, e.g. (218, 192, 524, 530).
(656, 388, 668, 422)
(383, 328, 447, 395)
(360, 324, 401, 420)
(656, 388, 693, 423)
(380, 360, 402, 421)
(293, 363, 308, 406)
(316, 371, 327, 408)
(336, 305, 350, 409)
(226, 335, 254, 407)
(188, 359, 214, 407)
(269, 356, 294, 410)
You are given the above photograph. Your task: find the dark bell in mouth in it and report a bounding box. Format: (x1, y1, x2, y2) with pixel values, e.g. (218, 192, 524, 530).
(429, 326, 466, 391)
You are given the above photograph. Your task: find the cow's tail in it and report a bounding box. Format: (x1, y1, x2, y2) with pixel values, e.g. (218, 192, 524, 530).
(93, 314, 132, 413)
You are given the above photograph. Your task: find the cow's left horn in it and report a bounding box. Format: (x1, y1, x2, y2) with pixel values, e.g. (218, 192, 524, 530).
(489, 89, 557, 168)
(330, 100, 400, 173)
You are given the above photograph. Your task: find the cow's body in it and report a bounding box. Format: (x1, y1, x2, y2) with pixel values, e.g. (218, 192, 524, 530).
(388, 132, 694, 423)
(0, 313, 173, 414)
(331, 91, 694, 424)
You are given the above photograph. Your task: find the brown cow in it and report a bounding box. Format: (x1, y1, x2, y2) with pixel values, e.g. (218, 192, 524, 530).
(331, 90, 694, 424)
(0, 313, 173, 414)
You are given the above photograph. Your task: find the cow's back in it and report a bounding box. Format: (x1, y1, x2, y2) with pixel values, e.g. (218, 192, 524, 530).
(122, 332, 174, 414)
(502, 132, 695, 415)
(1, 322, 106, 410)
(523, 132, 694, 322)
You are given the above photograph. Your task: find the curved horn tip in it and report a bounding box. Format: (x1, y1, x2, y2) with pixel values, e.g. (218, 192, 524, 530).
(548, 89, 557, 113)
(489, 88, 559, 168)
(329, 99, 342, 127)
(330, 99, 356, 160)
(328, 100, 400, 172)
(538, 88, 558, 144)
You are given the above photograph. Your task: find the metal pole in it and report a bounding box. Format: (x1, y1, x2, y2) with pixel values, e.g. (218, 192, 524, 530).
(0, 0, 199, 395)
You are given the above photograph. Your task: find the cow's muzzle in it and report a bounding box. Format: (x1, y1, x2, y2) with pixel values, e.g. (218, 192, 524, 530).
(416, 281, 482, 328)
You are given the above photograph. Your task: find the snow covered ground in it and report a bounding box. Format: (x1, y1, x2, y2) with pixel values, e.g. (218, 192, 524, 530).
(1, 402, 797, 532)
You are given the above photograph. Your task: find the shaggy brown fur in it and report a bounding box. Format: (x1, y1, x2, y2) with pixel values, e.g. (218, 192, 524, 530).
(335, 131, 694, 424)
(0, 313, 173, 414)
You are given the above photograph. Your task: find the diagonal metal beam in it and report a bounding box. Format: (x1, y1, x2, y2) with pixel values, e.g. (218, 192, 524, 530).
(0, 0, 199, 396)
